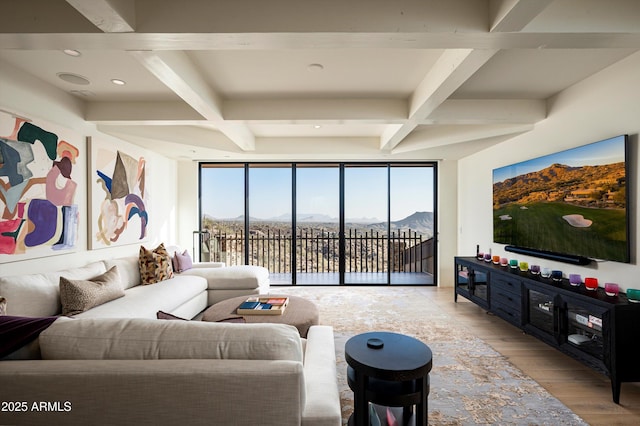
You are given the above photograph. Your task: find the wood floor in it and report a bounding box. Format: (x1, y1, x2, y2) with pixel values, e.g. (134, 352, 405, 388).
(431, 287, 640, 425)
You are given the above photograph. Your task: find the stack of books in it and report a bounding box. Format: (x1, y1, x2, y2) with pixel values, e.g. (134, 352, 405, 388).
(236, 297, 289, 315)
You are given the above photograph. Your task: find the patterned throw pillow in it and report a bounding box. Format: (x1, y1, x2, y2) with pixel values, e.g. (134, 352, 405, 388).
(139, 243, 174, 285)
(59, 266, 125, 316)
(0, 297, 6, 316)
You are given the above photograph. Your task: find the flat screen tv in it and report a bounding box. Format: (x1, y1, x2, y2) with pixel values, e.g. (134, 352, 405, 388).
(493, 135, 629, 264)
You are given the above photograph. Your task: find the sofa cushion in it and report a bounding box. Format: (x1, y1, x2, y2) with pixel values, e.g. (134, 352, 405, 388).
(139, 243, 174, 285)
(39, 318, 303, 362)
(0, 261, 107, 317)
(182, 265, 270, 291)
(104, 255, 141, 290)
(59, 266, 125, 316)
(72, 275, 207, 319)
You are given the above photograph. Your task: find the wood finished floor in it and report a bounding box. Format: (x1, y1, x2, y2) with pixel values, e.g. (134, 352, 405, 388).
(431, 287, 640, 425)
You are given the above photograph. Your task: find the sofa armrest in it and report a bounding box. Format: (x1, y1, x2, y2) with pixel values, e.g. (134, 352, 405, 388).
(190, 261, 226, 269)
(1, 359, 303, 426)
(302, 325, 342, 426)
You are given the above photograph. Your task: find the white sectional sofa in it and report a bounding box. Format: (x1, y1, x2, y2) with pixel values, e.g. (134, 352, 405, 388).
(0, 254, 269, 319)
(0, 253, 341, 425)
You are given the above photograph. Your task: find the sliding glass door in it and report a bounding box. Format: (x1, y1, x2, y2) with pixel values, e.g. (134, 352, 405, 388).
(295, 165, 340, 285)
(248, 164, 293, 283)
(344, 165, 389, 284)
(200, 162, 436, 286)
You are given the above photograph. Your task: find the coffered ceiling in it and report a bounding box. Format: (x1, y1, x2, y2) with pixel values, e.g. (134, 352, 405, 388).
(1, 0, 639, 161)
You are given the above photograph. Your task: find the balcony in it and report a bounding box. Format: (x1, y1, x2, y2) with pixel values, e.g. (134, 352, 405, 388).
(197, 228, 434, 285)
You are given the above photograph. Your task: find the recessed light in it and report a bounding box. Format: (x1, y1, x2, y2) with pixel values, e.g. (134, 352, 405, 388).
(111, 79, 126, 86)
(314, 125, 322, 129)
(63, 49, 81, 57)
(307, 63, 324, 72)
(57, 72, 90, 85)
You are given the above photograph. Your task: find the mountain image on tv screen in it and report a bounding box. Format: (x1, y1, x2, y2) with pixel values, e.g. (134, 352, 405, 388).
(492, 135, 629, 263)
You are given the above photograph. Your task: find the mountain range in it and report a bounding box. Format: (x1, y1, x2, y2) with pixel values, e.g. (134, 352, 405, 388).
(205, 211, 434, 235)
(493, 162, 625, 207)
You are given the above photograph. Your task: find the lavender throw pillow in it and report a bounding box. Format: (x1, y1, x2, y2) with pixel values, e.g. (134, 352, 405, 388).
(173, 250, 193, 272)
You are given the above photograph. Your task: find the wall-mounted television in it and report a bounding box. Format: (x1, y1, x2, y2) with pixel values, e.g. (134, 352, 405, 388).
(493, 135, 629, 265)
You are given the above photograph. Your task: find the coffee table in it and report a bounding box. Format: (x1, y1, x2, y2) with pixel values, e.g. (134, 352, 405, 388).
(201, 295, 319, 337)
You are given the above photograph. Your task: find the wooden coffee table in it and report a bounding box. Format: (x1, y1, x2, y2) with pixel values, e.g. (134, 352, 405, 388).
(201, 295, 319, 337)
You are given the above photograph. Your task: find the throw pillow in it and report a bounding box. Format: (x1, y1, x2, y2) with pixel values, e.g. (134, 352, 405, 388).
(0, 297, 6, 316)
(59, 266, 125, 316)
(156, 310, 188, 320)
(173, 250, 193, 272)
(138, 243, 174, 285)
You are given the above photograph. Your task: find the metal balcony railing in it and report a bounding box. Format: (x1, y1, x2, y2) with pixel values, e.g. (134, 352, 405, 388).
(200, 228, 434, 276)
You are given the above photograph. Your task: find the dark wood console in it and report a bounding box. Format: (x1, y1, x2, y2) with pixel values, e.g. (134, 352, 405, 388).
(455, 256, 640, 404)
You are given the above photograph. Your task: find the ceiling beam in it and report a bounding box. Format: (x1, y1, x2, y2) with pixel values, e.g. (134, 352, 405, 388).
(97, 124, 239, 151)
(489, 0, 553, 32)
(223, 99, 407, 122)
(4, 32, 640, 50)
(380, 49, 498, 151)
(391, 124, 534, 154)
(129, 50, 255, 151)
(423, 99, 546, 125)
(65, 0, 136, 33)
(86, 101, 205, 123)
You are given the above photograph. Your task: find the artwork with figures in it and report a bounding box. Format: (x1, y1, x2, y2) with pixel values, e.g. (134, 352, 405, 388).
(88, 137, 149, 249)
(0, 109, 80, 262)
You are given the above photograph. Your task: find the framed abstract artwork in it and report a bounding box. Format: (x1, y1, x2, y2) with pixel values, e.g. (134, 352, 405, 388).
(0, 109, 81, 262)
(87, 136, 150, 249)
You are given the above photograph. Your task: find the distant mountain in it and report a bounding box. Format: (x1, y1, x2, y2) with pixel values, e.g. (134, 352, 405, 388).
(203, 211, 434, 236)
(368, 211, 434, 236)
(493, 162, 626, 208)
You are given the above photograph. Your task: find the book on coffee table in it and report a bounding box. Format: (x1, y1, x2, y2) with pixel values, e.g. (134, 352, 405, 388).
(236, 297, 289, 315)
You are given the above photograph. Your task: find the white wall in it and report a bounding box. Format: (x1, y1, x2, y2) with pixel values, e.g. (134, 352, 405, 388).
(458, 50, 640, 290)
(0, 61, 179, 276)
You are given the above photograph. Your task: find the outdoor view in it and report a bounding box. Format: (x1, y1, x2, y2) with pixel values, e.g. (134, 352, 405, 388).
(200, 164, 435, 285)
(493, 136, 628, 262)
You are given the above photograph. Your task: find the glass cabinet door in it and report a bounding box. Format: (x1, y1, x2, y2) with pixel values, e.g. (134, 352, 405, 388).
(456, 263, 471, 293)
(527, 288, 556, 340)
(455, 262, 488, 307)
(565, 300, 606, 361)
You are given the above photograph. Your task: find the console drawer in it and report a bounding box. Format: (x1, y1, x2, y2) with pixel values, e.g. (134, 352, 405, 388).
(491, 286, 520, 310)
(492, 299, 522, 325)
(491, 274, 522, 296)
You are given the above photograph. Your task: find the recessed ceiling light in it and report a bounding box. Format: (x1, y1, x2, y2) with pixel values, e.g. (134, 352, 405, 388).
(314, 125, 322, 129)
(57, 72, 90, 85)
(307, 63, 324, 72)
(111, 78, 126, 85)
(63, 49, 81, 57)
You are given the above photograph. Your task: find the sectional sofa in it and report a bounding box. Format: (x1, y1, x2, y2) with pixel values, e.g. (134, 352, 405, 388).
(0, 251, 341, 426)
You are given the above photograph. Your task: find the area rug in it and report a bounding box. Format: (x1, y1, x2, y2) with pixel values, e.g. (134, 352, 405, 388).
(276, 286, 587, 426)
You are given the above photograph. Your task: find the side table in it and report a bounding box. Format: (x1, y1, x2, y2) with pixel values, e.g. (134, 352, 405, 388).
(345, 331, 432, 426)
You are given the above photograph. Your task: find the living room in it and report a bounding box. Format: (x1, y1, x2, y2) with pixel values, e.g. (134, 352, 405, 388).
(2, 1, 640, 425)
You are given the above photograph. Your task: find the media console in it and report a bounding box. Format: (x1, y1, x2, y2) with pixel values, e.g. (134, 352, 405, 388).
(454, 256, 640, 404)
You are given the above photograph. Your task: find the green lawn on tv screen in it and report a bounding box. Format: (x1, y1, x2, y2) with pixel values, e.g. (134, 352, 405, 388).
(493, 202, 627, 262)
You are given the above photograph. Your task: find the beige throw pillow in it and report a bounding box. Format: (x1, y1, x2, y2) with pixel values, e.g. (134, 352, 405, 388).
(139, 243, 174, 285)
(59, 266, 125, 316)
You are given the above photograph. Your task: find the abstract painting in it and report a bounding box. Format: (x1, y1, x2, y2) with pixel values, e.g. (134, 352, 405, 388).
(88, 136, 149, 249)
(0, 109, 80, 262)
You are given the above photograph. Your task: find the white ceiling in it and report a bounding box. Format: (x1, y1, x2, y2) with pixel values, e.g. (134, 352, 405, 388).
(1, 0, 639, 161)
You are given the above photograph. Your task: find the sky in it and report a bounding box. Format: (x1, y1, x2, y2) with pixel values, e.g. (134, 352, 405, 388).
(201, 165, 434, 222)
(493, 135, 626, 183)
